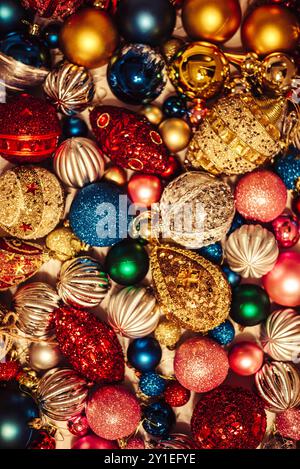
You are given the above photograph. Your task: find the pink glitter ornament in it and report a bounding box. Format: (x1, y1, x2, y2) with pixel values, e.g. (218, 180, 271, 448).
(72, 435, 119, 449)
(67, 414, 89, 437)
(86, 385, 141, 440)
(123, 437, 145, 449)
(276, 408, 300, 441)
(272, 213, 300, 248)
(174, 337, 229, 393)
(235, 170, 287, 223)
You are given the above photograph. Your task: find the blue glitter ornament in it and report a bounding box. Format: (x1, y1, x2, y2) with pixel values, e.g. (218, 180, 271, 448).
(0, 31, 50, 69)
(274, 148, 300, 190)
(221, 265, 241, 288)
(139, 371, 166, 397)
(127, 337, 162, 372)
(208, 320, 235, 346)
(196, 242, 223, 264)
(107, 44, 167, 105)
(69, 182, 132, 247)
(42, 23, 61, 49)
(62, 116, 89, 138)
(163, 96, 187, 118)
(227, 213, 246, 236)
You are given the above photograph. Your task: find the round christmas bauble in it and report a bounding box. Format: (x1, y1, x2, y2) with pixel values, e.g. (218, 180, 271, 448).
(259, 53, 297, 96)
(197, 242, 223, 264)
(154, 318, 181, 349)
(127, 174, 163, 207)
(228, 341, 264, 376)
(160, 154, 182, 180)
(230, 284, 270, 326)
(160, 36, 185, 63)
(271, 213, 299, 248)
(225, 224, 279, 278)
(276, 408, 300, 441)
(187, 98, 208, 129)
(28, 430, 56, 450)
(127, 337, 162, 372)
(108, 44, 167, 105)
(72, 435, 118, 450)
(227, 212, 246, 236)
(105, 239, 149, 286)
(191, 386, 266, 449)
(57, 256, 110, 309)
(0, 166, 64, 239)
(59, 8, 119, 69)
(221, 265, 241, 288)
(21, 0, 84, 20)
(262, 252, 300, 307)
(45, 226, 87, 262)
(139, 371, 166, 397)
(86, 385, 141, 440)
(174, 337, 229, 393)
(182, 0, 241, 43)
(208, 319, 235, 346)
(139, 104, 163, 126)
(115, 0, 176, 47)
(29, 342, 62, 371)
(103, 165, 127, 187)
(67, 414, 89, 437)
(107, 286, 159, 339)
(163, 380, 190, 407)
(62, 116, 89, 138)
(143, 401, 174, 437)
(162, 96, 187, 119)
(261, 308, 300, 361)
(159, 118, 191, 153)
(42, 22, 61, 49)
(235, 170, 287, 222)
(274, 149, 300, 190)
(153, 433, 199, 450)
(0, 1, 29, 38)
(241, 5, 299, 55)
(0, 362, 20, 382)
(0, 94, 61, 162)
(168, 42, 229, 100)
(124, 437, 145, 449)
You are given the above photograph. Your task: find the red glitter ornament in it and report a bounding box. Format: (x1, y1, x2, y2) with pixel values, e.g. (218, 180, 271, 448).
(276, 408, 300, 441)
(164, 380, 191, 407)
(0, 94, 61, 164)
(28, 431, 56, 450)
(21, 0, 84, 20)
(191, 386, 267, 449)
(0, 361, 21, 382)
(90, 105, 170, 175)
(54, 305, 125, 384)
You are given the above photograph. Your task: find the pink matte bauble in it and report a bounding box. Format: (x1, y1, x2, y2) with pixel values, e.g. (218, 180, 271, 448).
(174, 337, 229, 393)
(276, 408, 300, 441)
(235, 170, 287, 222)
(72, 435, 119, 449)
(86, 385, 141, 440)
(228, 341, 264, 376)
(127, 173, 163, 206)
(263, 252, 300, 307)
(272, 213, 300, 248)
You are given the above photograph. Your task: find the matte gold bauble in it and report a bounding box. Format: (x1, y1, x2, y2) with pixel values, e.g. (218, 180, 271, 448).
(60, 8, 119, 69)
(102, 165, 127, 186)
(259, 53, 297, 96)
(182, 0, 241, 43)
(139, 104, 164, 125)
(241, 5, 300, 56)
(159, 118, 191, 153)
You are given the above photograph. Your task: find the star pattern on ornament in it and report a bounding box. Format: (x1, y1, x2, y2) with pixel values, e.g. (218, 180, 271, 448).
(26, 183, 39, 194)
(15, 264, 25, 275)
(20, 223, 32, 232)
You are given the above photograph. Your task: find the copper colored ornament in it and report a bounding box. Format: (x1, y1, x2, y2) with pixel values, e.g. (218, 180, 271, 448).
(128, 174, 163, 207)
(259, 53, 297, 96)
(159, 118, 191, 153)
(103, 165, 127, 186)
(271, 213, 300, 248)
(228, 341, 264, 376)
(161, 37, 185, 63)
(21, 0, 84, 20)
(139, 105, 163, 126)
(46, 226, 88, 262)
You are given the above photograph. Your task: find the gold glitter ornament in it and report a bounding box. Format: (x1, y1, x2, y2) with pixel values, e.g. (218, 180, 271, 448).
(46, 226, 88, 262)
(161, 37, 185, 63)
(151, 244, 231, 333)
(154, 317, 181, 349)
(0, 166, 65, 239)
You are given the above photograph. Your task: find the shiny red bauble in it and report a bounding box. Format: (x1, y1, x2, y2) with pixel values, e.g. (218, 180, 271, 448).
(272, 213, 300, 248)
(161, 155, 182, 180)
(28, 431, 56, 450)
(72, 434, 119, 450)
(127, 174, 163, 206)
(164, 380, 191, 407)
(67, 414, 89, 437)
(228, 341, 264, 376)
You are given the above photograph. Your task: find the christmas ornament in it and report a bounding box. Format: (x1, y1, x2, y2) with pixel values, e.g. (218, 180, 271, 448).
(191, 386, 266, 449)
(36, 368, 88, 421)
(0, 94, 61, 163)
(72, 435, 118, 450)
(28, 430, 56, 450)
(90, 105, 170, 175)
(0, 1, 29, 38)
(182, 0, 241, 43)
(139, 104, 163, 126)
(0, 361, 20, 382)
(241, 5, 299, 55)
(259, 53, 297, 96)
(186, 95, 285, 175)
(168, 42, 229, 100)
(163, 96, 187, 118)
(62, 116, 89, 139)
(103, 165, 127, 187)
(255, 362, 300, 412)
(29, 342, 62, 371)
(276, 408, 300, 441)
(107, 286, 159, 339)
(187, 98, 208, 129)
(45, 226, 87, 262)
(221, 265, 241, 288)
(261, 309, 300, 362)
(160, 155, 182, 180)
(292, 194, 300, 218)
(159, 172, 235, 248)
(274, 149, 300, 190)
(115, 0, 176, 47)
(57, 256, 110, 309)
(163, 381, 190, 407)
(174, 337, 229, 393)
(151, 244, 231, 332)
(21, 0, 84, 20)
(67, 414, 89, 437)
(108, 44, 167, 105)
(208, 320, 235, 346)
(228, 341, 264, 376)
(143, 401, 174, 437)
(59, 7, 119, 69)
(230, 284, 270, 327)
(227, 212, 246, 236)
(42, 22, 61, 49)
(271, 213, 300, 248)
(235, 170, 287, 222)
(261, 433, 297, 449)
(197, 242, 223, 265)
(225, 224, 279, 278)
(124, 437, 145, 449)
(86, 385, 141, 440)
(69, 182, 131, 247)
(0, 166, 64, 240)
(44, 62, 95, 116)
(139, 372, 166, 397)
(105, 239, 149, 286)
(154, 317, 181, 349)
(0, 385, 39, 449)
(13, 282, 59, 338)
(159, 118, 191, 153)
(55, 306, 125, 384)
(0, 238, 49, 291)
(262, 252, 300, 307)
(127, 337, 162, 372)
(152, 433, 198, 450)
(127, 174, 163, 207)
(161, 37, 185, 63)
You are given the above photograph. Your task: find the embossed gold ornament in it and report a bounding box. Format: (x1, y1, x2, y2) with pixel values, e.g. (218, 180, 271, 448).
(46, 226, 88, 262)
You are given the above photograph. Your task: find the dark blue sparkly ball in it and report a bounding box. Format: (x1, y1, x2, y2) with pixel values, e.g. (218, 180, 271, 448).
(142, 412, 170, 437)
(42, 23, 61, 49)
(0, 31, 50, 68)
(107, 44, 167, 105)
(227, 213, 246, 236)
(221, 265, 241, 288)
(208, 320, 235, 346)
(139, 372, 166, 397)
(274, 148, 300, 190)
(163, 96, 187, 118)
(197, 242, 223, 264)
(127, 337, 162, 372)
(62, 116, 89, 138)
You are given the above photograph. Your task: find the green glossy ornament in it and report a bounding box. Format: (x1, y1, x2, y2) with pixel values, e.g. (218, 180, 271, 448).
(105, 239, 149, 286)
(230, 284, 270, 326)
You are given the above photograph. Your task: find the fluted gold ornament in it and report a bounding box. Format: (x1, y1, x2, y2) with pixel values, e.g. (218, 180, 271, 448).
(154, 317, 181, 349)
(46, 226, 88, 261)
(139, 104, 164, 126)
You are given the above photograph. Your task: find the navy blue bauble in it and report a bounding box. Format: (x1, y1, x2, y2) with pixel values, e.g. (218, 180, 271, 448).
(197, 242, 223, 264)
(0, 385, 39, 449)
(42, 23, 61, 49)
(107, 44, 167, 105)
(69, 182, 132, 247)
(0, 0, 31, 38)
(208, 320, 235, 346)
(0, 31, 50, 68)
(221, 265, 241, 288)
(227, 213, 246, 236)
(143, 412, 170, 437)
(115, 0, 176, 47)
(163, 96, 187, 118)
(127, 337, 162, 372)
(145, 401, 175, 422)
(274, 148, 300, 190)
(62, 116, 89, 138)
(139, 371, 166, 397)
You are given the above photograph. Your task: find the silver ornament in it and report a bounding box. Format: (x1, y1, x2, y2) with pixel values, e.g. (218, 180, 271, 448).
(43, 62, 95, 115)
(13, 282, 60, 338)
(57, 256, 110, 309)
(0, 51, 48, 92)
(54, 138, 105, 188)
(108, 286, 160, 338)
(37, 368, 88, 421)
(255, 362, 300, 413)
(29, 342, 62, 371)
